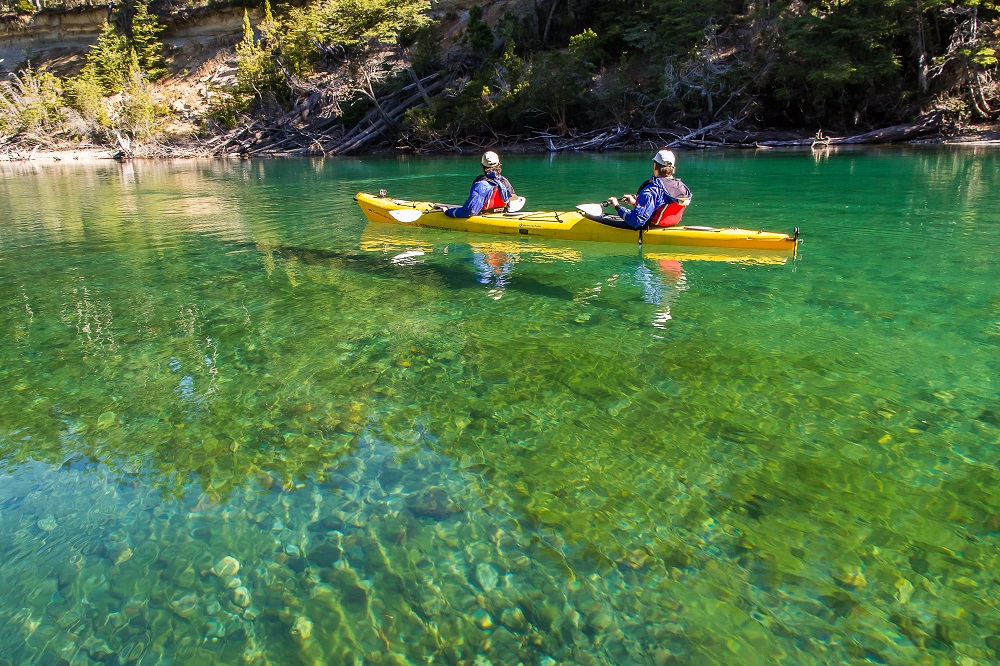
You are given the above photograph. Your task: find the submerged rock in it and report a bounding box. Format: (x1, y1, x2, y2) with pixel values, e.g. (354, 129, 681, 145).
(212, 556, 240, 578)
(292, 616, 314, 640)
(501, 607, 527, 633)
(232, 586, 251, 608)
(475, 563, 500, 592)
(587, 611, 615, 633)
(108, 543, 132, 566)
(308, 543, 342, 568)
(406, 487, 463, 519)
(472, 608, 493, 630)
(170, 594, 198, 619)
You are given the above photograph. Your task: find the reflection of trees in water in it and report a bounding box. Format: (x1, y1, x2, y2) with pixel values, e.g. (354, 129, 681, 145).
(59, 279, 120, 357)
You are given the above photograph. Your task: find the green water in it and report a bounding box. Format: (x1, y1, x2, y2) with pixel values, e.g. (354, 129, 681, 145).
(0, 148, 998, 665)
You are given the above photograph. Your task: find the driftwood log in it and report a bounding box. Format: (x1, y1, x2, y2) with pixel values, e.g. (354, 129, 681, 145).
(527, 113, 945, 152)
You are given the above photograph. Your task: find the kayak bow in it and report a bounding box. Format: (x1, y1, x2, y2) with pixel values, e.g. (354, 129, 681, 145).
(354, 192, 799, 251)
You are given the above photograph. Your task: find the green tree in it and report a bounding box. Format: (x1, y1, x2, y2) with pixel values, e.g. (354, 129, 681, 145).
(75, 0, 166, 95)
(757, 0, 904, 122)
(466, 5, 494, 56)
(82, 21, 131, 93)
(130, 0, 167, 81)
(526, 48, 590, 133)
(119, 48, 159, 139)
(281, 0, 430, 75)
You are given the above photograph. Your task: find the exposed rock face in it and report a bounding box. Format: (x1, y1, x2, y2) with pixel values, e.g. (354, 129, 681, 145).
(0, 0, 537, 76)
(427, 0, 537, 59)
(0, 4, 252, 75)
(430, 0, 534, 21)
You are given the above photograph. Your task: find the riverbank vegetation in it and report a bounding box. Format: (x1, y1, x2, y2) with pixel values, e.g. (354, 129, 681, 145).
(1, 0, 998, 155)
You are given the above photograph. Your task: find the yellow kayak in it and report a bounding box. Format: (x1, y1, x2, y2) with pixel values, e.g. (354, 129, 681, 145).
(355, 192, 799, 251)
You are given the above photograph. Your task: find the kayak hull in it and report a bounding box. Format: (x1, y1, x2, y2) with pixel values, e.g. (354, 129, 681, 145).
(354, 192, 799, 251)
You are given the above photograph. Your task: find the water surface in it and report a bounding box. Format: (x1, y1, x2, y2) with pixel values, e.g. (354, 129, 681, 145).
(1, 148, 999, 664)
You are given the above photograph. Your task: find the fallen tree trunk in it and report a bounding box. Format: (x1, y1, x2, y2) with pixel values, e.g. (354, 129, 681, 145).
(216, 72, 447, 157)
(834, 112, 943, 144)
(757, 113, 944, 147)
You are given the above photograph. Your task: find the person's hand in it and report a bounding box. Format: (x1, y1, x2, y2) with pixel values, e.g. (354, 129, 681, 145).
(434, 204, 449, 212)
(622, 194, 636, 206)
(606, 197, 620, 208)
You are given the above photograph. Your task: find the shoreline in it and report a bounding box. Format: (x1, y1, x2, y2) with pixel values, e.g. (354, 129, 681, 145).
(3, 131, 1000, 165)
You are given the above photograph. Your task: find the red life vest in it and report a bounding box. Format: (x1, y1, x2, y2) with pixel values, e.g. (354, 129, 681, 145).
(649, 201, 687, 227)
(476, 175, 510, 214)
(645, 177, 692, 227)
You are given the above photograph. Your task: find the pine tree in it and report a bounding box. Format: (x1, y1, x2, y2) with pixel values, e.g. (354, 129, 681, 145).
(130, 0, 166, 81)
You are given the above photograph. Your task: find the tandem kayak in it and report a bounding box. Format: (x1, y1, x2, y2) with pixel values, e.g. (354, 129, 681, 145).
(355, 192, 799, 251)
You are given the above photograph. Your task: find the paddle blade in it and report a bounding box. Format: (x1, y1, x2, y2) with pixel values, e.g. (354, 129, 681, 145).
(507, 196, 526, 213)
(388, 208, 423, 223)
(576, 203, 604, 217)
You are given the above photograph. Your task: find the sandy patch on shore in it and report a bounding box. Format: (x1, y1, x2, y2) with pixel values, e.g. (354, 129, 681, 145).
(1, 148, 115, 163)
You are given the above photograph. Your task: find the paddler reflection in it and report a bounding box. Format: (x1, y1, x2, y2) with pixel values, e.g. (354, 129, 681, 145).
(631, 257, 688, 328)
(472, 249, 516, 301)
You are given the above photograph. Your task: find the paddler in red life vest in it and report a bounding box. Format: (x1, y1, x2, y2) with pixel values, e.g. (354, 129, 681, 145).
(606, 149, 693, 229)
(442, 151, 516, 218)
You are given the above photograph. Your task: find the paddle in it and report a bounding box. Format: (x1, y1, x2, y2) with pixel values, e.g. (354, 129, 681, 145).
(389, 196, 526, 223)
(576, 203, 607, 217)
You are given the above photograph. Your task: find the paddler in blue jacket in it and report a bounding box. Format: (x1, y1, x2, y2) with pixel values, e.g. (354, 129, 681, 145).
(443, 151, 516, 218)
(606, 149, 692, 229)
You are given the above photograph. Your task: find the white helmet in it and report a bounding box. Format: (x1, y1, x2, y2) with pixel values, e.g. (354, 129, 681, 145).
(481, 151, 501, 168)
(652, 149, 676, 167)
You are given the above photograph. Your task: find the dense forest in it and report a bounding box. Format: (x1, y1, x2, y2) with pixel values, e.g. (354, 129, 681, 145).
(1, 0, 998, 154)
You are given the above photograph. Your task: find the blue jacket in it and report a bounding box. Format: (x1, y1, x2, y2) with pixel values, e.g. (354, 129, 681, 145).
(446, 172, 514, 218)
(617, 178, 684, 229)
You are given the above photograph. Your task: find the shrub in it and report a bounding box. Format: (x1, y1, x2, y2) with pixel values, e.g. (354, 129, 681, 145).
(118, 50, 160, 139)
(0, 67, 66, 136)
(235, 8, 284, 97)
(64, 67, 112, 129)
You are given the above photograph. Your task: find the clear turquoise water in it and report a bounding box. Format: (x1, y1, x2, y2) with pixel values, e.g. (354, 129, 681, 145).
(1, 148, 999, 665)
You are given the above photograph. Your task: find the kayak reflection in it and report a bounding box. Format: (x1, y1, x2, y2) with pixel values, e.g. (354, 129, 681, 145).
(358, 222, 793, 320)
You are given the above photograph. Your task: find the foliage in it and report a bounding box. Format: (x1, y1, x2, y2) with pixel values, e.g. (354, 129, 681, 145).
(762, 0, 902, 122)
(74, 1, 166, 97)
(0, 67, 65, 137)
(466, 5, 494, 56)
(211, 4, 287, 127)
(568, 28, 600, 67)
(118, 49, 161, 139)
(401, 105, 439, 143)
(235, 7, 284, 98)
(63, 67, 112, 129)
(82, 21, 131, 93)
(408, 24, 443, 76)
(129, 0, 167, 81)
(280, 0, 430, 75)
(525, 47, 591, 134)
